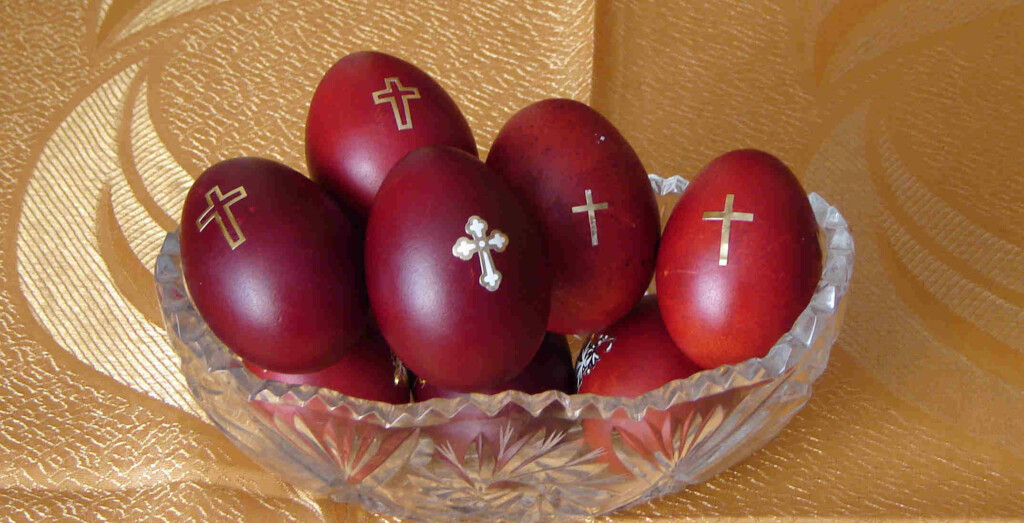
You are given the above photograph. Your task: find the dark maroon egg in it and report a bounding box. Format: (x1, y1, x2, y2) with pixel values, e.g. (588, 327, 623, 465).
(306, 51, 477, 213)
(365, 146, 551, 392)
(414, 333, 575, 399)
(486, 99, 660, 335)
(656, 149, 822, 369)
(577, 296, 702, 473)
(245, 331, 410, 404)
(180, 157, 367, 373)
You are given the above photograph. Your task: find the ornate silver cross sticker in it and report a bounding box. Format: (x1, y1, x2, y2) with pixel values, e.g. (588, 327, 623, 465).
(452, 215, 509, 292)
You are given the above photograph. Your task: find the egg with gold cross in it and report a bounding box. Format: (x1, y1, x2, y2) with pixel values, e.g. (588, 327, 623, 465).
(179, 157, 368, 373)
(656, 149, 822, 369)
(486, 99, 661, 335)
(365, 146, 551, 392)
(306, 51, 477, 214)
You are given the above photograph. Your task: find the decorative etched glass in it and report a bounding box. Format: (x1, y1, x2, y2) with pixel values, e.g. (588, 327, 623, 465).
(155, 175, 854, 521)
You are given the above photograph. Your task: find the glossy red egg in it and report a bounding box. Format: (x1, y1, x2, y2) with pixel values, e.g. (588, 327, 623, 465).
(180, 157, 367, 373)
(656, 149, 822, 369)
(366, 146, 551, 391)
(577, 296, 702, 473)
(306, 51, 477, 213)
(412, 333, 574, 463)
(486, 99, 660, 335)
(245, 331, 410, 404)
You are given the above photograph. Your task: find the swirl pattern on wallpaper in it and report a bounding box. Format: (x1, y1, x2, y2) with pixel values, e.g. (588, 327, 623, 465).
(90, 0, 232, 45)
(839, 3, 1024, 447)
(13, 0, 599, 420)
(16, 62, 202, 416)
(15, 0, 239, 418)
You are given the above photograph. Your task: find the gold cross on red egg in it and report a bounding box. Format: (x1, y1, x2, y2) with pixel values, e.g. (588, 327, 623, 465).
(571, 189, 610, 246)
(196, 185, 248, 250)
(702, 193, 754, 266)
(372, 77, 421, 130)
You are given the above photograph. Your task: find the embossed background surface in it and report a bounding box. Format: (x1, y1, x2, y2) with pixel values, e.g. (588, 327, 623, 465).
(1, 0, 1022, 520)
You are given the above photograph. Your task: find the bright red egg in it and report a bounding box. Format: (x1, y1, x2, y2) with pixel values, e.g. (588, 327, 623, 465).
(578, 296, 702, 473)
(656, 149, 822, 369)
(245, 331, 410, 404)
(180, 157, 367, 373)
(306, 51, 477, 213)
(365, 146, 551, 391)
(486, 99, 660, 335)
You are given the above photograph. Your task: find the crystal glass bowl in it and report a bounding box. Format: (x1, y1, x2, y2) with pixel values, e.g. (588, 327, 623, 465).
(155, 175, 854, 522)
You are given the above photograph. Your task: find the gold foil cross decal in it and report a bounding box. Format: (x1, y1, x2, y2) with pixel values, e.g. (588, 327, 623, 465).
(452, 216, 509, 292)
(571, 189, 609, 246)
(372, 77, 421, 130)
(196, 185, 248, 250)
(702, 193, 753, 266)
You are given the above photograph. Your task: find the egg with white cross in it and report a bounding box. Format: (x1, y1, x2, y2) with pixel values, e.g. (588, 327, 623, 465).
(179, 157, 368, 373)
(656, 149, 822, 369)
(306, 51, 477, 214)
(486, 99, 661, 335)
(365, 146, 551, 392)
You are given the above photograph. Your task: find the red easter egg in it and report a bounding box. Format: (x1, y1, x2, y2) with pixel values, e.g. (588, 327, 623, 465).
(577, 296, 701, 473)
(306, 51, 477, 213)
(656, 149, 822, 369)
(577, 297, 700, 396)
(245, 331, 410, 404)
(414, 333, 575, 399)
(486, 99, 660, 335)
(412, 333, 574, 463)
(365, 146, 551, 391)
(180, 157, 367, 373)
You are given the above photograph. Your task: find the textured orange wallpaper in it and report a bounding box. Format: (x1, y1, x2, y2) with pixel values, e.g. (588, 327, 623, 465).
(1, 0, 1022, 520)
